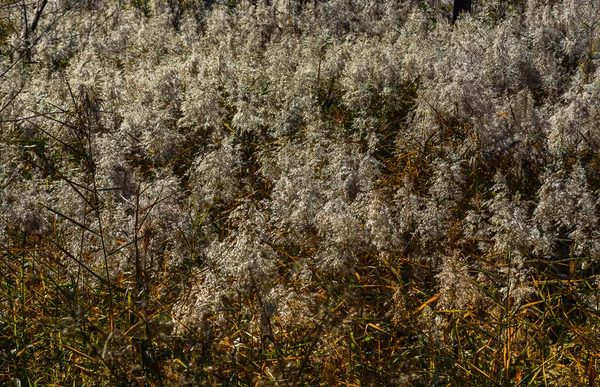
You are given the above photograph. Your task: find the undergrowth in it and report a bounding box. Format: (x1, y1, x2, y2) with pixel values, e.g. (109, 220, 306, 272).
(2, 0, 600, 386)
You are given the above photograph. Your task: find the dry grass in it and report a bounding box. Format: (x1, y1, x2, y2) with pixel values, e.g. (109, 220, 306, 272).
(2, 15, 600, 386)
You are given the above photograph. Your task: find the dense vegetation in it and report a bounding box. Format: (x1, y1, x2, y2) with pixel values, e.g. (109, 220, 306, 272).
(1, 0, 600, 385)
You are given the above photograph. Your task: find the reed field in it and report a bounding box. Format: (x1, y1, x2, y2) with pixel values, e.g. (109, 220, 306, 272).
(1, 0, 600, 385)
